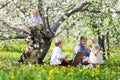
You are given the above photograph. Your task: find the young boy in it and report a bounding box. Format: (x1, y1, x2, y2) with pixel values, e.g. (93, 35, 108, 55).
(50, 39, 70, 66)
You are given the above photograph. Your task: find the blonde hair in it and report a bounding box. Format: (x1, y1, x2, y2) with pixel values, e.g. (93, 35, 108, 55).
(54, 38, 62, 46)
(92, 36, 98, 42)
(32, 9, 39, 16)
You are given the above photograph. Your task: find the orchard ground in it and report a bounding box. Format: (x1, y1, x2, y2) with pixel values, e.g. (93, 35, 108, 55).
(0, 39, 120, 80)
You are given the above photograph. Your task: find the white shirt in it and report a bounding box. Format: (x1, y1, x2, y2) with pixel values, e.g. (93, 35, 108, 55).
(50, 47, 66, 65)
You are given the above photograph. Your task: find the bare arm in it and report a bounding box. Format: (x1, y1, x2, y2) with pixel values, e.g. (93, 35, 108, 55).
(58, 54, 68, 60)
(84, 45, 91, 53)
(95, 45, 100, 56)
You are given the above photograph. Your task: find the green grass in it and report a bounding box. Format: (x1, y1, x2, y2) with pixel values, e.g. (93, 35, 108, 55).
(0, 51, 120, 80)
(0, 39, 120, 80)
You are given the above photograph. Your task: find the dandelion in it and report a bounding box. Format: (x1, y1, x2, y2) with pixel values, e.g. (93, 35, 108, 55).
(96, 77, 99, 80)
(68, 72, 73, 76)
(49, 70, 54, 75)
(71, 69, 74, 72)
(96, 70, 100, 75)
(32, 64, 35, 68)
(38, 66, 45, 72)
(47, 77, 51, 80)
(11, 68, 15, 72)
(82, 66, 88, 71)
(20, 62, 23, 66)
(96, 65, 100, 69)
(68, 73, 71, 76)
(62, 66, 66, 70)
(17, 71, 20, 74)
(91, 71, 95, 76)
(42, 69, 45, 72)
(31, 74, 34, 77)
(54, 67, 57, 70)
(67, 65, 70, 67)
(38, 67, 42, 71)
(10, 75, 15, 80)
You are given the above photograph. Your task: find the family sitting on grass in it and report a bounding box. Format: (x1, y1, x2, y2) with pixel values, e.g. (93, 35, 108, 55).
(50, 36, 104, 68)
(18, 9, 104, 68)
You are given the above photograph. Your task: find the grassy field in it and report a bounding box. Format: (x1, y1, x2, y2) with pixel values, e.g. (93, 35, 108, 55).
(0, 50, 120, 80)
(0, 39, 120, 80)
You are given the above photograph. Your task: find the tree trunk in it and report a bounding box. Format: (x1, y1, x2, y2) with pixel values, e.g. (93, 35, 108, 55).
(101, 35, 105, 60)
(30, 27, 52, 64)
(38, 39, 51, 64)
(106, 32, 110, 59)
(98, 30, 106, 60)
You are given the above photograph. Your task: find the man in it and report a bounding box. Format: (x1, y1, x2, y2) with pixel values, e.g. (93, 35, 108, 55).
(73, 36, 91, 64)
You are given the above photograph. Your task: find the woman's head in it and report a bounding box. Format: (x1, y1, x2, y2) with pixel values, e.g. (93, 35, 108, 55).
(54, 39, 62, 48)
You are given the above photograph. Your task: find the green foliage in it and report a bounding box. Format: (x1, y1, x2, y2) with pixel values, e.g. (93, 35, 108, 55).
(0, 0, 120, 46)
(0, 36, 119, 80)
(0, 40, 26, 53)
(0, 50, 120, 80)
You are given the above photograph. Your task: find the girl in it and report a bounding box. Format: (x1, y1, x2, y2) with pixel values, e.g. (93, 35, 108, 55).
(26, 9, 43, 34)
(89, 37, 104, 68)
(30, 9, 43, 30)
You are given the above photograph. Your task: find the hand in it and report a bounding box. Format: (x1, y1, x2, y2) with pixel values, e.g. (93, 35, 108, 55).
(35, 22, 40, 29)
(82, 58, 89, 64)
(65, 54, 69, 59)
(84, 45, 91, 52)
(36, 24, 41, 30)
(89, 45, 92, 48)
(94, 53, 97, 56)
(26, 29, 31, 34)
(35, 22, 39, 25)
(84, 45, 89, 49)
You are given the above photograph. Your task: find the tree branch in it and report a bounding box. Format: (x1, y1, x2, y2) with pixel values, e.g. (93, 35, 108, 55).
(0, 34, 27, 40)
(85, 9, 120, 14)
(0, 19, 29, 34)
(0, 20, 28, 40)
(14, 3, 26, 16)
(37, 0, 46, 27)
(55, 23, 75, 37)
(0, 0, 11, 9)
(46, 7, 54, 37)
(0, 29, 10, 32)
(37, 0, 50, 37)
(51, 2, 91, 33)
(14, 34, 28, 39)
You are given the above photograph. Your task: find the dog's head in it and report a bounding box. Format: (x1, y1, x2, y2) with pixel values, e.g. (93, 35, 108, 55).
(18, 44, 39, 64)
(18, 51, 33, 64)
(18, 52, 27, 63)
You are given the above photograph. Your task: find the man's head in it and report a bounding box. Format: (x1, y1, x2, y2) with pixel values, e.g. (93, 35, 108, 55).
(80, 36, 87, 46)
(54, 39, 62, 48)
